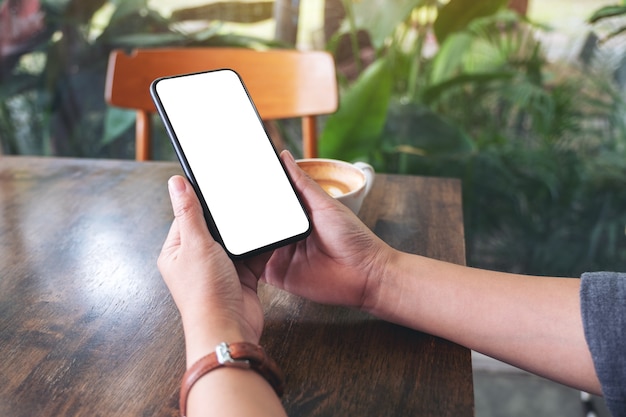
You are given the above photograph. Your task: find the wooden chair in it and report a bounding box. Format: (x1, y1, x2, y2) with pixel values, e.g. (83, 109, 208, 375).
(105, 47, 338, 161)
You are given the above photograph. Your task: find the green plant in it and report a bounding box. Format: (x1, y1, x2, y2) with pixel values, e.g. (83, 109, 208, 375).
(319, 0, 513, 161)
(589, 1, 626, 42)
(320, 0, 626, 276)
(0, 0, 278, 158)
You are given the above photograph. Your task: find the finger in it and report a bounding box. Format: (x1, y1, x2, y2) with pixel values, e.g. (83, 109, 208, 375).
(281, 151, 355, 220)
(167, 175, 214, 248)
(281, 150, 318, 190)
(280, 151, 333, 209)
(234, 260, 261, 292)
(239, 250, 273, 279)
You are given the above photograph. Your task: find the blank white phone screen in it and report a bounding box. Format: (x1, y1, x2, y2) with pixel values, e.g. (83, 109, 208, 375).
(154, 70, 310, 256)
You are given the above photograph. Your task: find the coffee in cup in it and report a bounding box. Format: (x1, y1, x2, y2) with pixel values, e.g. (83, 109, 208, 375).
(296, 158, 374, 214)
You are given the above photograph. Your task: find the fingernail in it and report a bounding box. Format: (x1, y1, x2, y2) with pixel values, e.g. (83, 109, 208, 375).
(282, 150, 295, 164)
(168, 176, 186, 199)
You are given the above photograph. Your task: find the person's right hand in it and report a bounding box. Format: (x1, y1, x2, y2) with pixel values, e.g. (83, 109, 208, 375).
(258, 151, 396, 311)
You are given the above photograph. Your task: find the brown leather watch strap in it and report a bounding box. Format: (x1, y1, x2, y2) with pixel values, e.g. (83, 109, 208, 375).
(179, 342, 284, 417)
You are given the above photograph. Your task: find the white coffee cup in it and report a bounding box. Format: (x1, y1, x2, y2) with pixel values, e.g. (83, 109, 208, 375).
(296, 158, 375, 214)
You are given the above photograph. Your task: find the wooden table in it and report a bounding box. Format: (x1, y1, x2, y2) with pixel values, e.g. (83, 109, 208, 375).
(0, 156, 473, 417)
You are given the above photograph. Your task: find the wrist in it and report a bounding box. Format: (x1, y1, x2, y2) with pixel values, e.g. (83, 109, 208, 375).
(181, 316, 254, 366)
(367, 249, 424, 325)
(361, 245, 400, 316)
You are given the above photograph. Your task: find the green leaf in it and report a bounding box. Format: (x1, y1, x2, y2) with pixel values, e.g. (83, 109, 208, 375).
(170, 1, 274, 24)
(433, 0, 508, 44)
(429, 31, 474, 85)
(319, 58, 393, 161)
(382, 101, 474, 155)
(108, 0, 150, 23)
(347, 0, 427, 49)
(102, 106, 135, 145)
(187, 25, 222, 43)
(423, 71, 515, 104)
(602, 25, 626, 42)
(0, 73, 39, 97)
(107, 32, 186, 47)
(588, 5, 626, 23)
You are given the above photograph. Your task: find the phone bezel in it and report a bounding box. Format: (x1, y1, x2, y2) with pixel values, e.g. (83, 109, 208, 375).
(150, 69, 311, 259)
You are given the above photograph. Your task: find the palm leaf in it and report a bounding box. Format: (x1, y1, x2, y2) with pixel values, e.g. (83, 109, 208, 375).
(433, 0, 508, 43)
(588, 5, 626, 23)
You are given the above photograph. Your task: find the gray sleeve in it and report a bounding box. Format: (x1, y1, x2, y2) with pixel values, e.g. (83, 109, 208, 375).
(580, 272, 626, 417)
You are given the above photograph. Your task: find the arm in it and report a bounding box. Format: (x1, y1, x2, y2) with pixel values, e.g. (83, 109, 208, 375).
(158, 175, 286, 417)
(265, 151, 601, 395)
(371, 252, 601, 394)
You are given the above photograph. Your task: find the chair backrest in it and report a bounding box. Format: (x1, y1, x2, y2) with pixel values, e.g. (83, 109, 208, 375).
(105, 47, 338, 161)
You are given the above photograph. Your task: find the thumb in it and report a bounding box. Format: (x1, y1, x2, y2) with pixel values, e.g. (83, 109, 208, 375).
(280, 150, 346, 213)
(167, 175, 213, 248)
(280, 150, 325, 200)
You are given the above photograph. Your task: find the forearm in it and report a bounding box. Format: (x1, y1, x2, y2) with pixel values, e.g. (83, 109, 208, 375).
(368, 251, 601, 394)
(181, 320, 287, 417)
(186, 368, 287, 417)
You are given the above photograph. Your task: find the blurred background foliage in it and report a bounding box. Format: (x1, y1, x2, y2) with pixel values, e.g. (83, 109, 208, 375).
(1, 0, 626, 278)
(0, 0, 281, 158)
(319, 0, 626, 277)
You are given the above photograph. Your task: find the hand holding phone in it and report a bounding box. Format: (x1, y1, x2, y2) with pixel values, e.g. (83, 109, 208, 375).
(150, 69, 311, 259)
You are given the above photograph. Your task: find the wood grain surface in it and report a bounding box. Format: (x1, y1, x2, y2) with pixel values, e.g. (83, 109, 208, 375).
(0, 157, 473, 417)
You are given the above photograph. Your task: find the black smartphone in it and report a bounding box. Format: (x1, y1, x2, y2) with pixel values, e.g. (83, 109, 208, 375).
(150, 69, 311, 259)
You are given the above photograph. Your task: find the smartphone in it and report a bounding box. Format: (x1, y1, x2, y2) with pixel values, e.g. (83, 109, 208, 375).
(150, 69, 311, 259)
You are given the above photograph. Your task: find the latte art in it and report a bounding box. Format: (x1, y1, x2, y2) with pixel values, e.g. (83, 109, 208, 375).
(317, 179, 352, 197)
(295, 158, 374, 214)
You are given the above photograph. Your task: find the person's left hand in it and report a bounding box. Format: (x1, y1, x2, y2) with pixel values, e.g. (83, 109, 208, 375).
(158, 175, 264, 364)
